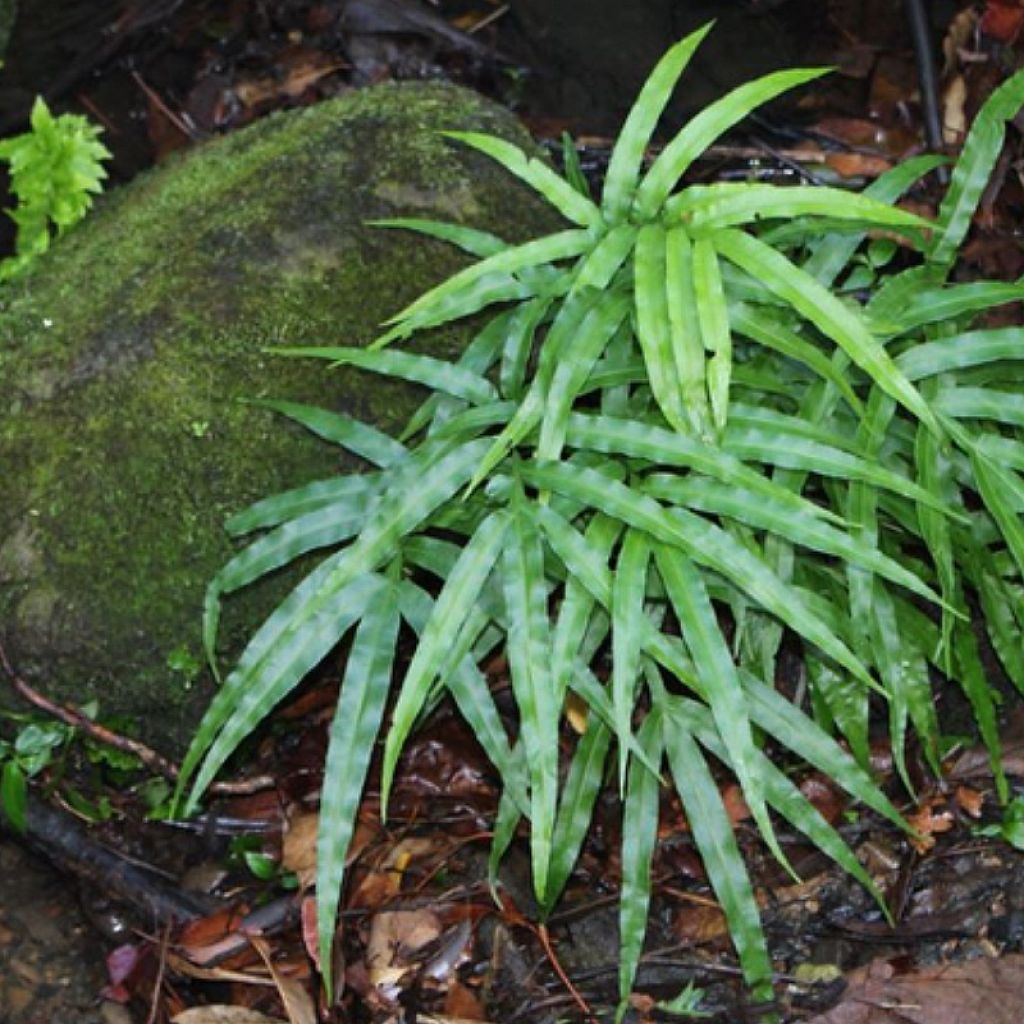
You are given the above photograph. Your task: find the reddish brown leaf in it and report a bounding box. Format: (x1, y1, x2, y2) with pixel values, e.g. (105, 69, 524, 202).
(444, 980, 487, 1021)
(981, 1, 1024, 44)
(954, 786, 984, 819)
(282, 812, 318, 888)
(799, 773, 848, 825)
(804, 955, 1024, 1023)
(906, 801, 954, 854)
(720, 783, 751, 825)
(673, 903, 728, 944)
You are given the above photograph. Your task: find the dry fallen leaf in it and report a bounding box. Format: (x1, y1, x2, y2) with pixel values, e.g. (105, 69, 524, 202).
(943, 74, 968, 144)
(282, 812, 319, 887)
(564, 691, 589, 734)
(172, 1008, 285, 1024)
(351, 836, 440, 908)
(804, 954, 1024, 1024)
(906, 800, 955, 854)
(235, 51, 346, 108)
(444, 979, 488, 1021)
(981, 0, 1024, 44)
(248, 934, 316, 1024)
(943, 6, 978, 75)
(366, 909, 443, 993)
(720, 783, 751, 825)
(954, 785, 984, 818)
(673, 903, 728, 944)
(824, 151, 892, 179)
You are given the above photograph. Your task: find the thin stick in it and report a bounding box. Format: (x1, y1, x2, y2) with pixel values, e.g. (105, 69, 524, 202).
(0, 641, 273, 797)
(536, 922, 599, 1024)
(146, 920, 173, 1024)
(131, 71, 200, 140)
(466, 4, 509, 35)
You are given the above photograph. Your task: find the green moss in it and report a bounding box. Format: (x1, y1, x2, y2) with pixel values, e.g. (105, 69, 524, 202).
(0, 0, 13, 59)
(0, 81, 557, 754)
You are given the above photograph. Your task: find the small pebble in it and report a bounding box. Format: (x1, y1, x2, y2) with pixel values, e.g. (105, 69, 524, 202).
(101, 1000, 136, 1024)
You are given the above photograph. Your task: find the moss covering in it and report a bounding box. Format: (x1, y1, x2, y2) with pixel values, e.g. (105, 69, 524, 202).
(0, 1, 13, 58)
(0, 81, 556, 754)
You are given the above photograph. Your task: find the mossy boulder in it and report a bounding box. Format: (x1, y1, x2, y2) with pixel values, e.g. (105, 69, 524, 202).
(0, 81, 554, 754)
(0, 1, 14, 59)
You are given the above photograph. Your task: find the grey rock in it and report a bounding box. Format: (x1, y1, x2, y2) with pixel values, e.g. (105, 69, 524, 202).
(0, 81, 554, 754)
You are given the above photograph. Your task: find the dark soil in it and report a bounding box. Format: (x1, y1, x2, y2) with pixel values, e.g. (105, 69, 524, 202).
(3, 1, 1024, 1023)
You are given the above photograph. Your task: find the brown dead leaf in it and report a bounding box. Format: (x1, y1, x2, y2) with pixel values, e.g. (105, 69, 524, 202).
(799, 774, 848, 825)
(351, 836, 438, 907)
(165, 952, 275, 987)
(419, 1016, 500, 1024)
(943, 7, 979, 76)
(814, 116, 885, 148)
(173, 1008, 284, 1024)
(981, 1, 1024, 44)
(804, 954, 1024, 1023)
(906, 800, 955, 853)
(943, 74, 968, 145)
(824, 151, 893, 179)
(235, 50, 346, 108)
(282, 813, 318, 888)
(444, 980, 487, 1021)
(178, 905, 251, 964)
(367, 909, 443, 993)
(720, 783, 751, 825)
(300, 896, 321, 970)
(954, 785, 984, 818)
(673, 903, 728, 944)
(248, 935, 316, 1024)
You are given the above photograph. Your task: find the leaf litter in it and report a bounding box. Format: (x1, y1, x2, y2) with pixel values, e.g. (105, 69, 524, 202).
(5, 2, 1024, 1023)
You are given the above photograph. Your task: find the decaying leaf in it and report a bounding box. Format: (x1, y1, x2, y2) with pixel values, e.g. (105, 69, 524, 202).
(367, 908, 443, 993)
(282, 812, 319, 887)
(906, 799, 955, 854)
(172, 1008, 285, 1024)
(249, 934, 317, 1024)
(804, 955, 1024, 1023)
(954, 785, 984, 818)
(943, 75, 968, 144)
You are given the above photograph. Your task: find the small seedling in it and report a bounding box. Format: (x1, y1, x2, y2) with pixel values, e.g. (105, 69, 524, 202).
(0, 96, 111, 281)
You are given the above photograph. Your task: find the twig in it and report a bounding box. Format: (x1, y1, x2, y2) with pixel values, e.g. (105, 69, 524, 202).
(75, 94, 119, 135)
(0, 641, 274, 797)
(3, 789, 217, 924)
(130, 71, 202, 140)
(905, 0, 945, 156)
(465, 4, 509, 35)
(536, 922, 600, 1024)
(146, 920, 173, 1024)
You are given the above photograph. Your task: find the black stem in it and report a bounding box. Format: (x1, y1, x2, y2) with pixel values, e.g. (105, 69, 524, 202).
(905, 0, 950, 183)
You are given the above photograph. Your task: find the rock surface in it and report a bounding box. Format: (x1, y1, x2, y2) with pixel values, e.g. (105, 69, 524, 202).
(0, 81, 553, 754)
(0, 1, 13, 59)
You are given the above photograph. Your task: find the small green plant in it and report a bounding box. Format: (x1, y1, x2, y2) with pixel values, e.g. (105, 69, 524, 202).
(167, 643, 203, 690)
(176, 24, 1024, 1017)
(0, 702, 138, 830)
(0, 715, 74, 831)
(976, 796, 1024, 850)
(658, 981, 711, 1018)
(0, 97, 111, 281)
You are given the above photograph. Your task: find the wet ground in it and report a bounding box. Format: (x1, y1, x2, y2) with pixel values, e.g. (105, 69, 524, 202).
(0, 841, 122, 1024)
(3, 1, 1024, 1022)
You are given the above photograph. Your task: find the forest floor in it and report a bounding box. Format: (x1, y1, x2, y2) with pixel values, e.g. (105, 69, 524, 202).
(2, 2, 1024, 1023)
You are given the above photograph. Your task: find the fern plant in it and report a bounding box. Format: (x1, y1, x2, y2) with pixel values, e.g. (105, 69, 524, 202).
(0, 97, 111, 281)
(176, 24, 1024, 1017)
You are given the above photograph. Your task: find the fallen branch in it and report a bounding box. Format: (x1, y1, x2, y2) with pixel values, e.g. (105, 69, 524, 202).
(0, 641, 274, 797)
(2, 788, 217, 926)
